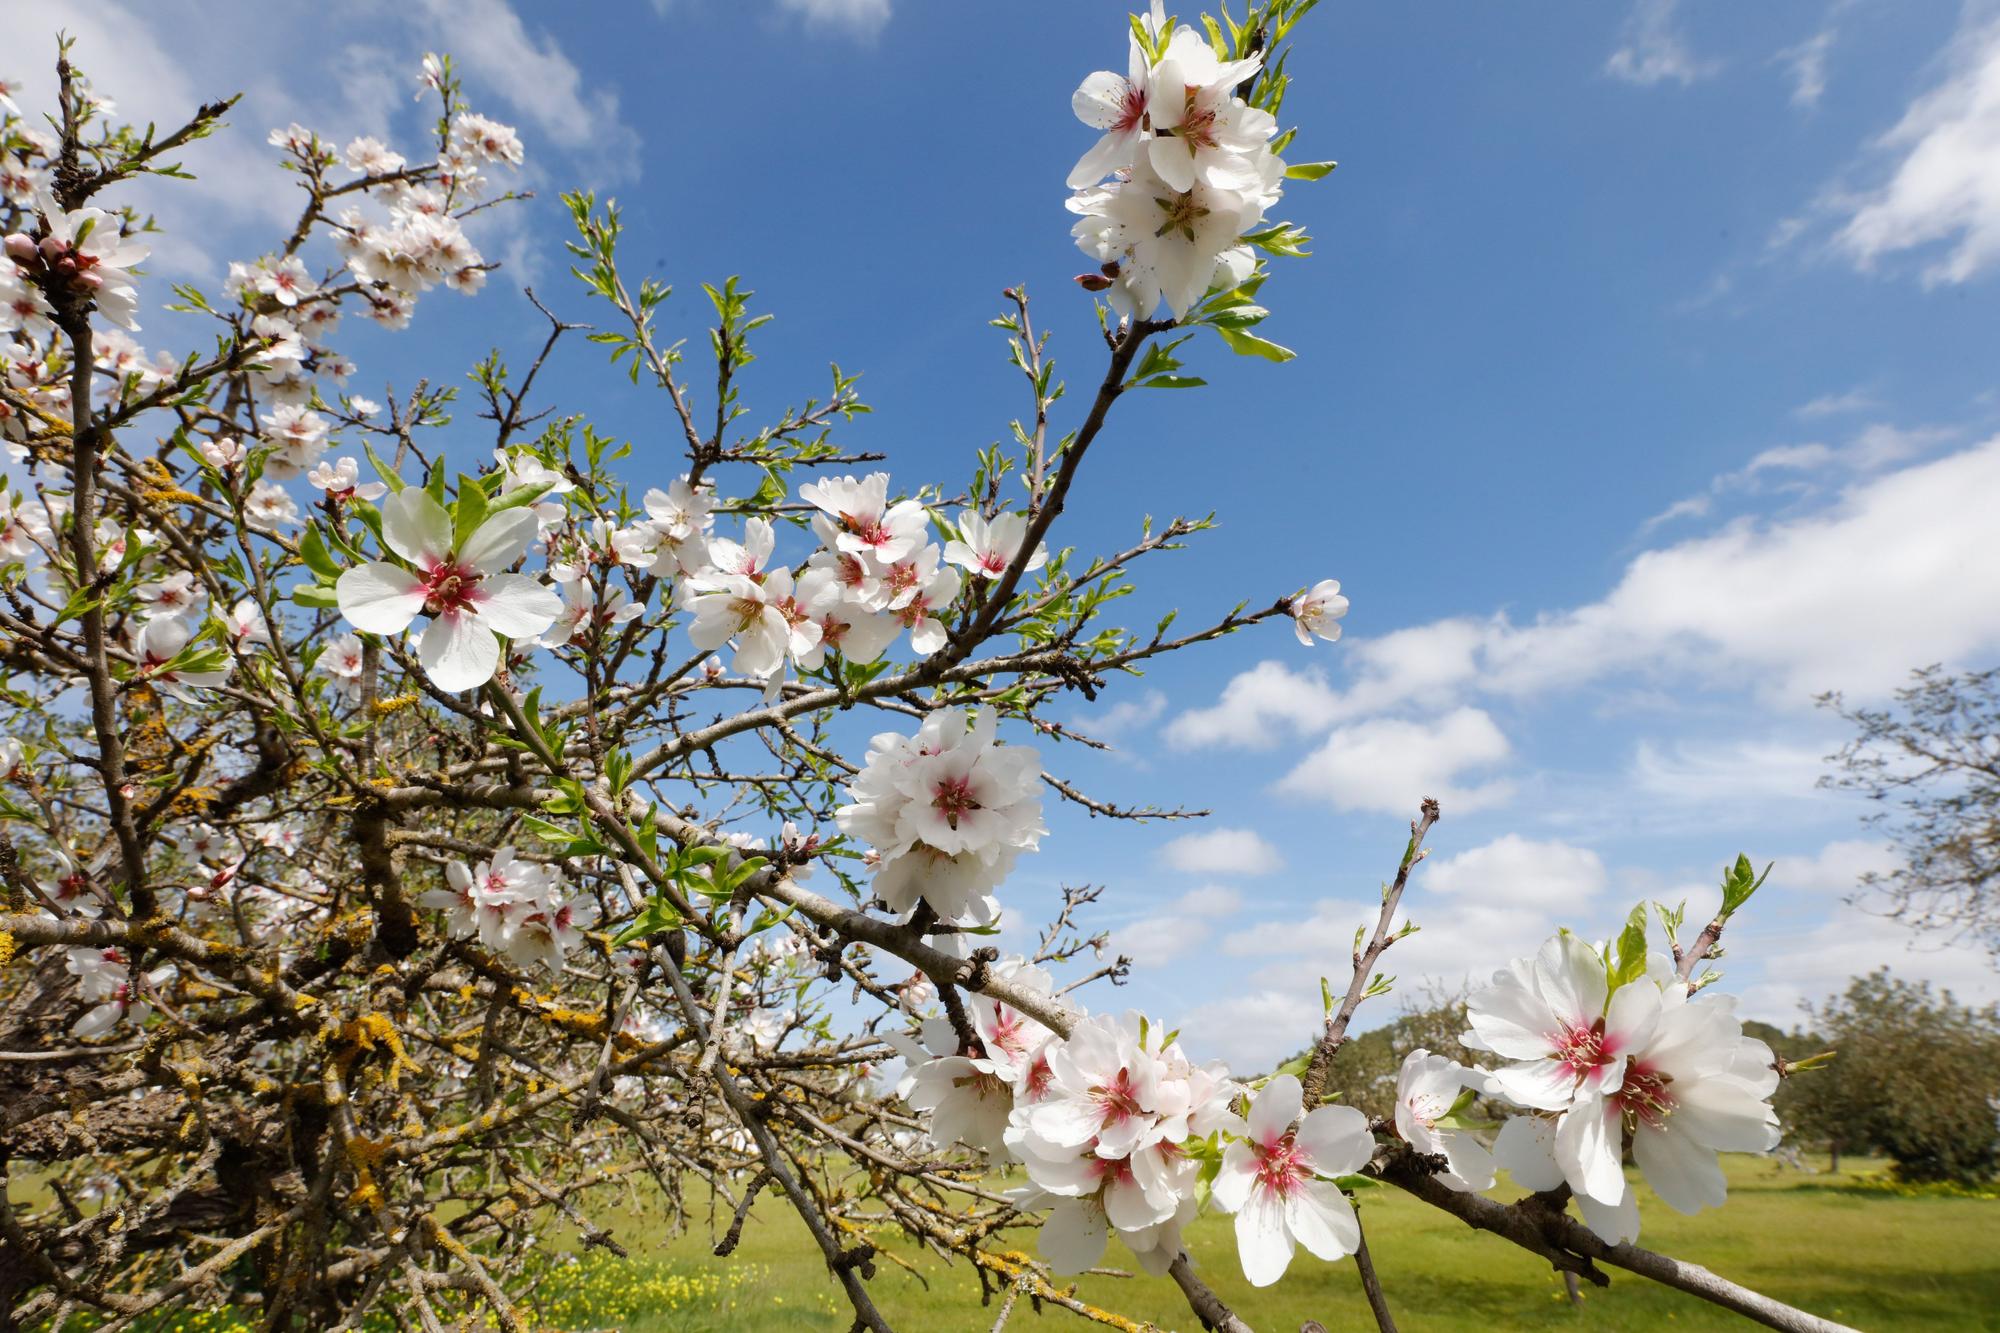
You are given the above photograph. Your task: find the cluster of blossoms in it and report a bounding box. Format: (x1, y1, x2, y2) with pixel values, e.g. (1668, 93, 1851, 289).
(329, 462, 1055, 697)
(1009, 1011, 1244, 1276)
(3, 195, 149, 336)
(1467, 932, 1782, 1243)
(834, 707, 1046, 924)
(887, 958, 1059, 1158)
(419, 846, 595, 972)
(1065, 3, 1285, 319)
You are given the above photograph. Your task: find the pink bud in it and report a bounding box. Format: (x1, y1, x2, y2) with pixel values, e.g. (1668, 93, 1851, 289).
(3, 233, 35, 261)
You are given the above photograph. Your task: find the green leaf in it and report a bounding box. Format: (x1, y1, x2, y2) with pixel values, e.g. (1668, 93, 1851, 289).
(1610, 901, 1650, 990)
(1720, 854, 1772, 917)
(299, 526, 343, 581)
(292, 584, 339, 609)
(361, 441, 405, 493)
(1285, 160, 1339, 181)
(611, 897, 684, 947)
(1216, 327, 1297, 362)
(1134, 374, 1207, 390)
(452, 474, 489, 546)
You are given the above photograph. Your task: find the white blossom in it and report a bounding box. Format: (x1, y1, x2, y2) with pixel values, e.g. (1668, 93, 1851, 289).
(334, 487, 562, 692)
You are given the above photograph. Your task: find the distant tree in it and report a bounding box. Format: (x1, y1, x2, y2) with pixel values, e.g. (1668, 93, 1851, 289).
(1784, 970, 2000, 1182)
(1820, 665, 2000, 957)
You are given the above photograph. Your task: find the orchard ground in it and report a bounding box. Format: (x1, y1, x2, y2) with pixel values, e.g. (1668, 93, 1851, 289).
(81, 1157, 2000, 1332)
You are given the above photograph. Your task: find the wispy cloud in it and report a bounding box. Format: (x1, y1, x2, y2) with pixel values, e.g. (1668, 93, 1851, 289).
(1777, 28, 1837, 109)
(1819, 12, 2000, 284)
(777, 0, 892, 37)
(1604, 0, 1721, 88)
(1174, 436, 2000, 741)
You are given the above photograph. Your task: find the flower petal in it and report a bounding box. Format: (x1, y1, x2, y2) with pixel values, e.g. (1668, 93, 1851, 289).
(1294, 1104, 1372, 1177)
(1233, 1186, 1294, 1287)
(1039, 1199, 1108, 1276)
(1285, 1179, 1360, 1261)
(419, 609, 499, 692)
(470, 573, 562, 637)
(336, 561, 426, 634)
(381, 488, 453, 567)
(1248, 1074, 1302, 1147)
(459, 507, 540, 575)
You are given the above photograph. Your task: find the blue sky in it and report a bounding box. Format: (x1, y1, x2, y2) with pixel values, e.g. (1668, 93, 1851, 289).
(15, 0, 2000, 1067)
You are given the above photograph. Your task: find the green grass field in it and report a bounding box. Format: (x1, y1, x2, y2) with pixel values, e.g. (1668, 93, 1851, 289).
(523, 1157, 2000, 1333)
(61, 1157, 2000, 1332)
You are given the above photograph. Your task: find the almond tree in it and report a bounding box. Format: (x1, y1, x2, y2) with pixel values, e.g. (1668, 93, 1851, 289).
(1, 10, 1856, 1331)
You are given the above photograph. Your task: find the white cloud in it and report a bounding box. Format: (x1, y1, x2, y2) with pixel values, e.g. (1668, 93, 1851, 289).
(1276, 708, 1515, 816)
(1793, 388, 1880, 419)
(1177, 987, 1322, 1071)
(1113, 886, 1242, 966)
(1159, 827, 1285, 877)
(1778, 29, 1836, 109)
(1629, 736, 1834, 809)
(1423, 834, 1608, 907)
(1088, 688, 1168, 739)
(1734, 902, 2000, 1022)
(1165, 660, 1339, 749)
(1829, 13, 2000, 284)
(1639, 423, 1954, 535)
(1772, 838, 1899, 894)
(1182, 438, 2000, 731)
(777, 0, 891, 36)
(1605, 0, 1720, 88)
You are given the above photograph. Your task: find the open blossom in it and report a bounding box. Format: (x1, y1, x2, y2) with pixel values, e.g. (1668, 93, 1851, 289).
(539, 579, 644, 647)
(944, 510, 1048, 581)
(740, 1007, 793, 1052)
(252, 255, 317, 307)
(834, 707, 1044, 924)
(1292, 578, 1348, 646)
(797, 565, 899, 665)
(1, 263, 56, 340)
(1393, 1049, 1496, 1193)
(684, 570, 794, 679)
(245, 480, 300, 530)
(417, 847, 587, 970)
(1008, 1011, 1241, 1277)
(317, 631, 367, 701)
(344, 136, 405, 176)
(1143, 26, 1274, 192)
(1069, 156, 1271, 322)
(1066, 16, 1157, 188)
(307, 455, 387, 503)
(1463, 932, 1638, 1114)
(134, 570, 205, 622)
(1211, 1074, 1374, 1287)
(451, 113, 525, 166)
(799, 472, 929, 569)
(1471, 929, 1782, 1243)
(335, 487, 562, 691)
(890, 961, 1056, 1157)
(258, 404, 330, 479)
(131, 615, 228, 693)
(629, 476, 713, 575)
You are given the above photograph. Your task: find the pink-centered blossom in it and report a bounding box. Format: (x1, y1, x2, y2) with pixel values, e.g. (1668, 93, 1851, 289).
(335, 487, 561, 691)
